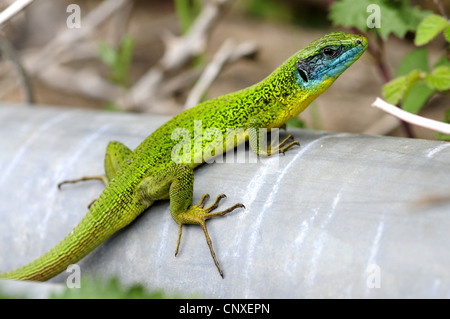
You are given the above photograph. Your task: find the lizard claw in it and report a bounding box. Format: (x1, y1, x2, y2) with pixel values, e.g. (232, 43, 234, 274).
(174, 194, 245, 278)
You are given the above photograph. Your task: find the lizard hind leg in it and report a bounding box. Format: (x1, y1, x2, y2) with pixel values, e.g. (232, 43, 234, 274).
(58, 141, 132, 187)
(58, 141, 133, 188)
(57, 175, 109, 189)
(139, 164, 245, 277)
(57, 141, 132, 207)
(174, 193, 245, 278)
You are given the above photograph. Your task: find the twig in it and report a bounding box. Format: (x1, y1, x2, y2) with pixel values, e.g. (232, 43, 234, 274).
(40, 65, 125, 100)
(160, 0, 228, 69)
(365, 32, 391, 83)
(433, 0, 448, 19)
(371, 97, 450, 135)
(12, 0, 130, 101)
(0, 0, 34, 27)
(0, 0, 251, 112)
(0, 32, 33, 103)
(184, 39, 257, 109)
(361, 29, 414, 137)
(159, 68, 203, 97)
(25, 0, 130, 75)
(109, 0, 134, 45)
(118, 0, 230, 111)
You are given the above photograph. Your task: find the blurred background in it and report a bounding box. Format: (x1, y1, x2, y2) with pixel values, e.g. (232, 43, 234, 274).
(0, 0, 449, 140)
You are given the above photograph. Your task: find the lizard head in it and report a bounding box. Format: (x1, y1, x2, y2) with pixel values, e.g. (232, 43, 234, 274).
(294, 32, 368, 91)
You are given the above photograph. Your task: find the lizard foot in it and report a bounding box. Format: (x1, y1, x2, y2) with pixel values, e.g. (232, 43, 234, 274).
(174, 193, 245, 278)
(57, 175, 109, 209)
(57, 175, 109, 189)
(269, 134, 300, 155)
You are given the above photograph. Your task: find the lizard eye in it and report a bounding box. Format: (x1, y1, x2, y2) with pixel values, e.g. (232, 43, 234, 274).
(323, 47, 337, 57)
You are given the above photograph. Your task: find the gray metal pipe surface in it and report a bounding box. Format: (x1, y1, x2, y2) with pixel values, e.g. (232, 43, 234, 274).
(0, 104, 449, 298)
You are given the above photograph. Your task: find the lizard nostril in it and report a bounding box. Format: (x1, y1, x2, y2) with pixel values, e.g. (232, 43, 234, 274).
(356, 39, 363, 45)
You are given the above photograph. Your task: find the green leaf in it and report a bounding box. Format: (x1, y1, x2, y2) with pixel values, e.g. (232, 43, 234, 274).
(103, 101, 120, 111)
(242, 0, 293, 23)
(286, 117, 305, 129)
(401, 82, 434, 114)
(175, 0, 202, 34)
(404, 69, 421, 95)
(51, 277, 169, 299)
(444, 26, 450, 43)
(398, 4, 432, 32)
(98, 42, 117, 68)
(415, 14, 449, 46)
(434, 55, 450, 68)
(329, 0, 431, 40)
(382, 75, 408, 105)
(329, 0, 371, 33)
(425, 65, 450, 91)
(98, 35, 135, 87)
(113, 35, 134, 87)
(435, 132, 450, 141)
(382, 69, 422, 105)
(118, 35, 134, 64)
(375, 3, 409, 39)
(395, 48, 428, 77)
(435, 110, 450, 140)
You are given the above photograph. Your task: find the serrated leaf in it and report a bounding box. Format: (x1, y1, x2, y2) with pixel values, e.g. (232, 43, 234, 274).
(330, 0, 431, 40)
(376, 3, 409, 39)
(382, 75, 408, 105)
(329, 0, 372, 32)
(425, 65, 450, 91)
(403, 69, 422, 97)
(383, 69, 422, 105)
(415, 14, 449, 46)
(401, 82, 434, 114)
(444, 26, 450, 42)
(399, 5, 432, 31)
(396, 48, 429, 77)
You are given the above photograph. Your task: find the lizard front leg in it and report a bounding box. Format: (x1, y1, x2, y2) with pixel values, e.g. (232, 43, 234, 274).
(247, 115, 300, 156)
(137, 164, 244, 277)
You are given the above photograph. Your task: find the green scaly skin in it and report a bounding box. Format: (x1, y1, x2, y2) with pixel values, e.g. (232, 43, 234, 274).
(0, 32, 367, 281)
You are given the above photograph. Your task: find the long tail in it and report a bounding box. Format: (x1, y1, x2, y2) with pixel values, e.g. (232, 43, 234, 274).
(0, 186, 134, 281)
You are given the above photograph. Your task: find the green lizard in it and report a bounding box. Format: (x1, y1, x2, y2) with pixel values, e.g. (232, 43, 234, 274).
(0, 32, 367, 281)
